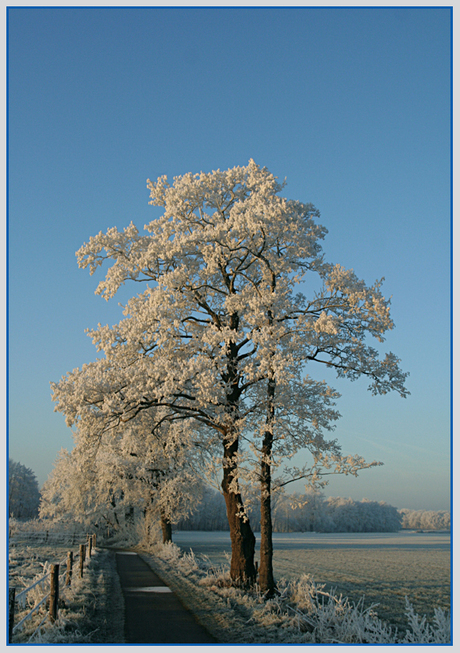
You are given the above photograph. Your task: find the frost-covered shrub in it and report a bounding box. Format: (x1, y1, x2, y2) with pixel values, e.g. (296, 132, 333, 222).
(400, 597, 451, 644)
(144, 539, 203, 577)
(271, 575, 398, 643)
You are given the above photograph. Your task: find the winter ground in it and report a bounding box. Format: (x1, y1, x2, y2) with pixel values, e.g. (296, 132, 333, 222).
(168, 530, 451, 632)
(8, 529, 451, 644)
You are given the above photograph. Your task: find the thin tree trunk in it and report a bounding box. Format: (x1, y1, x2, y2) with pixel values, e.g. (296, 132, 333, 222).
(258, 376, 276, 596)
(259, 282, 277, 597)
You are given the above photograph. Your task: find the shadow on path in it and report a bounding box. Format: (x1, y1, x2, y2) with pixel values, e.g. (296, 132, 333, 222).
(115, 550, 217, 644)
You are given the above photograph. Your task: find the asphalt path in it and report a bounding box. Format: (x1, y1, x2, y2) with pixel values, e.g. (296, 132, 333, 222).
(115, 550, 217, 644)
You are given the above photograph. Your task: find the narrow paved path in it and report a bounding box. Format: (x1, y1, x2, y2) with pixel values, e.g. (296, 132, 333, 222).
(115, 550, 217, 644)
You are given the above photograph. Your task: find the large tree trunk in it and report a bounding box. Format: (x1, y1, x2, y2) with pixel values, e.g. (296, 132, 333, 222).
(221, 434, 257, 586)
(160, 510, 172, 544)
(218, 320, 257, 586)
(258, 376, 277, 597)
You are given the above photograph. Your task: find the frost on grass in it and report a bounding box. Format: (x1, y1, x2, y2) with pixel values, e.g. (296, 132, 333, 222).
(11, 549, 125, 644)
(139, 540, 451, 645)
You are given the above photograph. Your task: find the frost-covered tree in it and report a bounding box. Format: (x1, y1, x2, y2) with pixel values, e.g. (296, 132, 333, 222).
(40, 448, 92, 525)
(9, 459, 40, 519)
(324, 496, 402, 532)
(399, 509, 450, 531)
(41, 410, 203, 541)
(52, 160, 408, 592)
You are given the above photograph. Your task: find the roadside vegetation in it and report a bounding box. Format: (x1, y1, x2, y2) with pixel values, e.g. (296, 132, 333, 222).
(138, 537, 450, 644)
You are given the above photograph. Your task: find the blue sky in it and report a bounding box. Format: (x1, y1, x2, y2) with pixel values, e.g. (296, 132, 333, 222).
(7, 6, 451, 511)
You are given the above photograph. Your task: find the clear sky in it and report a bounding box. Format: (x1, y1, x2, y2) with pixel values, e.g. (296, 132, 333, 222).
(7, 6, 451, 511)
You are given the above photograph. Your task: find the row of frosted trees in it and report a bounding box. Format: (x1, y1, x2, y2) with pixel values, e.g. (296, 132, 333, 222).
(47, 161, 409, 596)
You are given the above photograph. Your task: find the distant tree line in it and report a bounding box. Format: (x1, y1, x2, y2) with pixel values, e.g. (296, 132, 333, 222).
(8, 459, 40, 520)
(176, 486, 450, 533)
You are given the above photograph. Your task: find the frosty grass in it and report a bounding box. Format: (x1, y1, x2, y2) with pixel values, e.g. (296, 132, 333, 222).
(9, 540, 124, 644)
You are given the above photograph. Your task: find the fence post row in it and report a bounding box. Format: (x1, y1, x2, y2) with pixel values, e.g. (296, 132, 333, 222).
(49, 565, 59, 623)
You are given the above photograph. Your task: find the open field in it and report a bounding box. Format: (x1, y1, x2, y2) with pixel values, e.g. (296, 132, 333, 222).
(172, 530, 451, 630)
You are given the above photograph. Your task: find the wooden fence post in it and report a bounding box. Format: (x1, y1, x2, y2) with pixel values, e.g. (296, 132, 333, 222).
(8, 587, 15, 642)
(79, 544, 85, 578)
(92, 533, 96, 548)
(66, 551, 73, 586)
(49, 564, 59, 623)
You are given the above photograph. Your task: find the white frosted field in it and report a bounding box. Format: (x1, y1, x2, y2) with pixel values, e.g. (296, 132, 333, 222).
(171, 530, 451, 630)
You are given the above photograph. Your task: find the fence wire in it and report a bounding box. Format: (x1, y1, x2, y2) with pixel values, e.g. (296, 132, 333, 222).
(13, 592, 49, 634)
